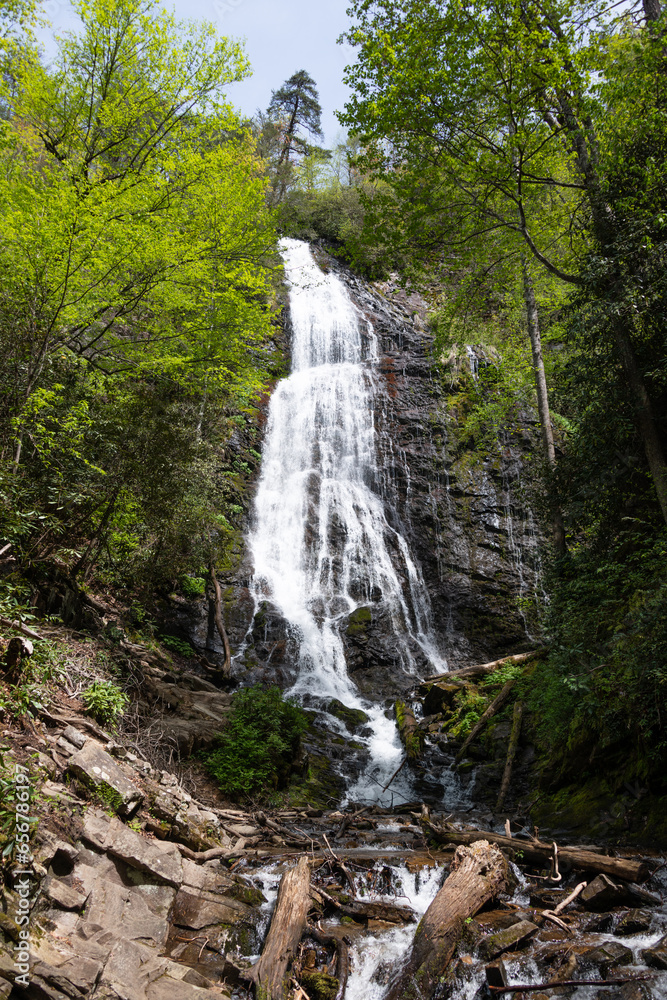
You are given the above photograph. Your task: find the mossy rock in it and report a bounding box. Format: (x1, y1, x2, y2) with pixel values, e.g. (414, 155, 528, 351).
(327, 698, 369, 732)
(345, 605, 372, 637)
(300, 971, 339, 1000)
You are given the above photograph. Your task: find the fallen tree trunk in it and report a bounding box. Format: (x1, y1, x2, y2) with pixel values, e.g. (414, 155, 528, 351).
(424, 651, 539, 684)
(316, 885, 416, 924)
(422, 823, 648, 882)
(249, 856, 312, 1000)
(455, 679, 517, 763)
(496, 700, 523, 810)
(385, 840, 508, 1000)
(307, 925, 350, 1000)
(395, 700, 423, 758)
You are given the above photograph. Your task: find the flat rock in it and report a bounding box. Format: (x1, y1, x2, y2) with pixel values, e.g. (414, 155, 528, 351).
(147, 974, 230, 1000)
(580, 940, 634, 973)
(617, 909, 652, 936)
(171, 888, 253, 931)
(69, 743, 143, 815)
(642, 934, 667, 970)
(62, 724, 87, 748)
(83, 810, 182, 887)
(479, 919, 539, 959)
(43, 877, 89, 911)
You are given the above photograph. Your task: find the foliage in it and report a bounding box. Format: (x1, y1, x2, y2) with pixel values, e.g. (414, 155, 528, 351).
(202, 685, 308, 798)
(81, 680, 129, 727)
(159, 635, 194, 658)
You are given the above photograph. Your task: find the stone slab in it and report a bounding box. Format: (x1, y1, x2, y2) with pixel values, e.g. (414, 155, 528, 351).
(82, 810, 183, 887)
(69, 743, 143, 815)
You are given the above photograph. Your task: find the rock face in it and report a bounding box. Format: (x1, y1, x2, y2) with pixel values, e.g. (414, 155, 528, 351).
(191, 246, 545, 703)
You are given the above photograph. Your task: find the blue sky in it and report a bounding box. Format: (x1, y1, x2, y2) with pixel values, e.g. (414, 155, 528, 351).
(39, 0, 355, 145)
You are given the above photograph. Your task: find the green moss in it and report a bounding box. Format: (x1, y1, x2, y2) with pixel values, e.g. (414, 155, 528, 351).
(327, 698, 369, 732)
(300, 971, 339, 1000)
(346, 606, 372, 637)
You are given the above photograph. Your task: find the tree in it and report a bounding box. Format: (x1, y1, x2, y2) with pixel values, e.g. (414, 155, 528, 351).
(265, 69, 326, 201)
(340, 0, 667, 527)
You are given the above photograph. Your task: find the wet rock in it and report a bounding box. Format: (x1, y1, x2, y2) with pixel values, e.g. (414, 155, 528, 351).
(485, 960, 509, 988)
(327, 699, 369, 732)
(616, 909, 652, 935)
(479, 919, 539, 959)
(68, 743, 144, 815)
(581, 875, 629, 912)
(580, 941, 634, 974)
(642, 933, 667, 969)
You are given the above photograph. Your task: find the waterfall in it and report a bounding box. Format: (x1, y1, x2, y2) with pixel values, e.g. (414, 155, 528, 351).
(248, 239, 446, 804)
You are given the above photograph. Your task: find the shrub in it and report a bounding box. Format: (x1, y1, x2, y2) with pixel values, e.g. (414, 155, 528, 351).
(202, 686, 308, 798)
(81, 680, 129, 727)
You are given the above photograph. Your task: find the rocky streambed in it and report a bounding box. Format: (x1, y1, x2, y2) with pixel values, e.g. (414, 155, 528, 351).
(1, 667, 666, 1000)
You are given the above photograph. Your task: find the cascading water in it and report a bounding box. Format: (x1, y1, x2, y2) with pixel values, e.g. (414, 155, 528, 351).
(248, 238, 446, 804)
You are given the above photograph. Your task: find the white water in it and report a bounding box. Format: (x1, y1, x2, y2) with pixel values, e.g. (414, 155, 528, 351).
(248, 239, 446, 804)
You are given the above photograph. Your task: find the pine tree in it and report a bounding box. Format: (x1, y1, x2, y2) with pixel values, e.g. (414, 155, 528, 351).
(268, 69, 324, 168)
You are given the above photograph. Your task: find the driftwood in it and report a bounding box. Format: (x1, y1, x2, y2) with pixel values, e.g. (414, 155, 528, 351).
(496, 700, 523, 810)
(395, 699, 423, 758)
(249, 856, 312, 1000)
(315, 885, 416, 924)
(307, 925, 350, 1000)
(455, 678, 517, 763)
(424, 651, 539, 684)
(422, 822, 648, 882)
(209, 561, 231, 677)
(385, 840, 508, 1000)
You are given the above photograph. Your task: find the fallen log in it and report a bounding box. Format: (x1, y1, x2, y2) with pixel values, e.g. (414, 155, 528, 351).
(455, 679, 517, 764)
(0, 616, 44, 641)
(424, 651, 540, 684)
(395, 699, 423, 758)
(315, 885, 416, 924)
(421, 822, 648, 882)
(496, 701, 523, 810)
(385, 840, 508, 1000)
(249, 856, 312, 1000)
(306, 925, 350, 1000)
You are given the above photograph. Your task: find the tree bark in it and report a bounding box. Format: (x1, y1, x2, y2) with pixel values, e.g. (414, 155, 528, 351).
(385, 841, 509, 1000)
(249, 855, 312, 1000)
(209, 561, 231, 677)
(395, 699, 423, 758)
(423, 650, 539, 684)
(421, 824, 648, 882)
(521, 258, 566, 555)
(455, 678, 517, 763)
(496, 700, 523, 810)
(643, 0, 662, 22)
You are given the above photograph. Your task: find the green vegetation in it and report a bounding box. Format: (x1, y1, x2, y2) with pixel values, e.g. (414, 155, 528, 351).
(202, 686, 308, 798)
(81, 680, 129, 727)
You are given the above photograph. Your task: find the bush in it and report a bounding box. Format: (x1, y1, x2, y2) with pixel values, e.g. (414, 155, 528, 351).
(202, 686, 308, 798)
(81, 680, 129, 727)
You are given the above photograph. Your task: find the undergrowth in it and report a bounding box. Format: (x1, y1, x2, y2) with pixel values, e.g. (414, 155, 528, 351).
(201, 685, 308, 798)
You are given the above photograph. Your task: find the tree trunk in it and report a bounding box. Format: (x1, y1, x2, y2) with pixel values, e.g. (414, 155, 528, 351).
(643, 0, 662, 21)
(385, 841, 509, 1000)
(395, 699, 423, 758)
(496, 700, 523, 810)
(249, 855, 312, 1000)
(613, 322, 667, 524)
(421, 824, 648, 882)
(455, 678, 517, 763)
(521, 257, 566, 555)
(423, 650, 539, 684)
(209, 561, 231, 677)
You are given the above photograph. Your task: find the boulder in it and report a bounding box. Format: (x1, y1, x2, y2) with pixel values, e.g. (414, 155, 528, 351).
(581, 875, 629, 912)
(68, 743, 144, 815)
(617, 909, 652, 936)
(580, 941, 634, 974)
(479, 919, 539, 959)
(82, 810, 183, 887)
(642, 934, 667, 970)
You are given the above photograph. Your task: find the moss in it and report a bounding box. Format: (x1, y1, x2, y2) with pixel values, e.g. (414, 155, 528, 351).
(345, 605, 372, 637)
(300, 971, 339, 1000)
(327, 699, 369, 732)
